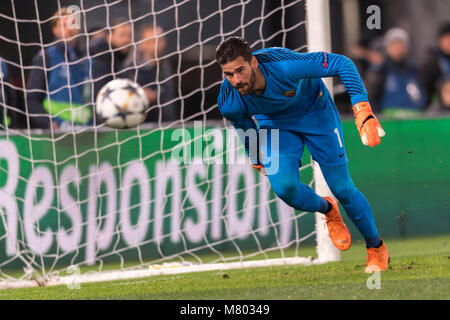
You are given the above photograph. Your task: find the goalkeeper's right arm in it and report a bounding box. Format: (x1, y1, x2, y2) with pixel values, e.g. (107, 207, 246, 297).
(218, 80, 264, 171)
(229, 118, 263, 167)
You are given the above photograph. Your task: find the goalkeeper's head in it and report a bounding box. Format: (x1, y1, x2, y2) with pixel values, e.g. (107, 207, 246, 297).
(215, 37, 253, 65)
(216, 37, 261, 96)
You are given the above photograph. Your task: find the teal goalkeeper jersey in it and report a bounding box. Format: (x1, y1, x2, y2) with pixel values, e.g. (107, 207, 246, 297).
(217, 47, 368, 133)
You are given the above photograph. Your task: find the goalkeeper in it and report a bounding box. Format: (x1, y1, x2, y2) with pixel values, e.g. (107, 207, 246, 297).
(216, 37, 389, 273)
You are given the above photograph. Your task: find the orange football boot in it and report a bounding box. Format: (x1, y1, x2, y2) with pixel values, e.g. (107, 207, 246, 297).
(364, 241, 390, 273)
(322, 196, 351, 251)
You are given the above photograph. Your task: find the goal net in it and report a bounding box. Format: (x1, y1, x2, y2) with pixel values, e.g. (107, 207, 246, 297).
(0, 0, 338, 289)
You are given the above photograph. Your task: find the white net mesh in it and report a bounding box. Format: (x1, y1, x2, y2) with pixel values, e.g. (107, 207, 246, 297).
(0, 0, 334, 288)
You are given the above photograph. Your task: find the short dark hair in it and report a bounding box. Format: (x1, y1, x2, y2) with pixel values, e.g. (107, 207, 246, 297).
(438, 22, 450, 38)
(111, 17, 129, 27)
(215, 37, 253, 65)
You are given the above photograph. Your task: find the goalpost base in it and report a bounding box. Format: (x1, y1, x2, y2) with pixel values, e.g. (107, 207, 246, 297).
(0, 256, 332, 290)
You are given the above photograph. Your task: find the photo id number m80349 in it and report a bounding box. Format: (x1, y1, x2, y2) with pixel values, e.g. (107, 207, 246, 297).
(224, 304, 270, 315)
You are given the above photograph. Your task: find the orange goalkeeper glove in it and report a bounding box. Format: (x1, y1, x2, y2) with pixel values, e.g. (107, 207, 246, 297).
(352, 102, 385, 147)
(251, 164, 267, 176)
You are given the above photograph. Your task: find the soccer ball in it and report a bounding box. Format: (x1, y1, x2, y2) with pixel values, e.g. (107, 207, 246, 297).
(96, 79, 149, 129)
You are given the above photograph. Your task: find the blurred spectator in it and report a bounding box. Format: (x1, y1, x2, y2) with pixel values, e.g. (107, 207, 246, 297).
(425, 77, 450, 116)
(87, 25, 108, 41)
(123, 25, 178, 123)
(336, 36, 384, 114)
(0, 57, 13, 127)
(351, 36, 384, 76)
(89, 18, 132, 102)
(420, 22, 450, 106)
(26, 7, 92, 130)
(365, 28, 427, 118)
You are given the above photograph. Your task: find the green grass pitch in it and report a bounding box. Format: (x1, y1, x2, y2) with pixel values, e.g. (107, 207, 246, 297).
(1, 235, 449, 300)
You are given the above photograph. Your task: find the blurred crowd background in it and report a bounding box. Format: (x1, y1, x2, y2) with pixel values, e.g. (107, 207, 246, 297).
(0, 0, 448, 131)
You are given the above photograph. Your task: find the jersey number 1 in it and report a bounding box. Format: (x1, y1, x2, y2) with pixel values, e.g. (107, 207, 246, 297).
(334, 128, 343, 148)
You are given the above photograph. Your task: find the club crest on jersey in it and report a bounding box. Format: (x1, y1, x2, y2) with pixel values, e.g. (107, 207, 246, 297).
(322, 52, 328, 68)
(284, 90, 296, 97)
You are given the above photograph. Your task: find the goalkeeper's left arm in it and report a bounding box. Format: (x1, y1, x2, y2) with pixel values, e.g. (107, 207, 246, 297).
(283, 51, 386, 147)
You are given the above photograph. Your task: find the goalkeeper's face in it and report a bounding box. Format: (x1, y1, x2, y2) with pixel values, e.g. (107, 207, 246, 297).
(221, 56, 257, 96)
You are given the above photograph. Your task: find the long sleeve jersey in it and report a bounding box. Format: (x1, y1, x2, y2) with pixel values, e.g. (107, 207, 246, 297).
(217, 47, 368, 163)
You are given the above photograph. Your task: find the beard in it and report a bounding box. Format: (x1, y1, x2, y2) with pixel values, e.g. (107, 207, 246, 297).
(234, 68, 256, 96)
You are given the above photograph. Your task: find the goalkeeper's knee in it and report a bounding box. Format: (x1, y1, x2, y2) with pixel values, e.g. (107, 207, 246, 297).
(329, 182, 358, 207)
(270, 176, 322, 212)
(271, 176, 301, 204)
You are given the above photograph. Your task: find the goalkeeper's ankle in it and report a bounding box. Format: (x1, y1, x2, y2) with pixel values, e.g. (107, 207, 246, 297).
(365, 236, 383, 248)
(318, 198, 332, 214)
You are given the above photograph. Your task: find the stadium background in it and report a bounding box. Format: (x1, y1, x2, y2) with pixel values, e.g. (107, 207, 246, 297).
(0, 0, 449, 122)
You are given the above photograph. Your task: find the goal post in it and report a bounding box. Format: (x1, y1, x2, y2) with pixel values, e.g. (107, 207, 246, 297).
(306, 0, 341, 263)
(0, 0, 339, 289)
